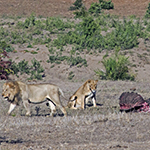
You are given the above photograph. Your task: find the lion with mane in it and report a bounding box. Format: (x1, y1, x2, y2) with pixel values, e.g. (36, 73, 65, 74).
(2, 80, 67, 116)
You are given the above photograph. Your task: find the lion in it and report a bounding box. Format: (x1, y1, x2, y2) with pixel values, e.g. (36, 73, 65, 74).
(2, 81, 67, 116)
(67, 79, 98, 109)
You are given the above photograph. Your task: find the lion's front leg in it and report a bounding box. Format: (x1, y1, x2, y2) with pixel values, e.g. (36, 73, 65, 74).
(92, 96, 97, 107)
(23, 100, 31, 116)
(81, 96, 85, 109)
(8, 103, 16, 115)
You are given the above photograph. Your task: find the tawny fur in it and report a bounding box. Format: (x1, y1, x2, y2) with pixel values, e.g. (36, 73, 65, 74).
(67, 79, 98, 109)
(2, 81, 67, 116)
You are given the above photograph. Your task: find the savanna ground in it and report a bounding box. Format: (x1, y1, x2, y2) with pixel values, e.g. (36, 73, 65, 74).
(0, 0, 150, 149)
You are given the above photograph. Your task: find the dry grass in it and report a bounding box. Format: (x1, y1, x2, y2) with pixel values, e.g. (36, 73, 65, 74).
(1, 80, 150, 149)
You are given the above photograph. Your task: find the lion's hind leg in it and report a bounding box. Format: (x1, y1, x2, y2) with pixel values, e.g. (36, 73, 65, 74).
(48, 93, 67, 116)
(48, 101, 56, 116)
(58, 105, 67, 116)
(67, 96, 78, 109)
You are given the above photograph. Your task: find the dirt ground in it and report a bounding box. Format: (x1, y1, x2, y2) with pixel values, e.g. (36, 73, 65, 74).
(0, 0, 149, 18)
(1, 0, 150, 150)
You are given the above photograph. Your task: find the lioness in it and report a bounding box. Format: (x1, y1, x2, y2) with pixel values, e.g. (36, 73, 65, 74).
(67, 79, 98, 109)
(2, 81, 67, 116)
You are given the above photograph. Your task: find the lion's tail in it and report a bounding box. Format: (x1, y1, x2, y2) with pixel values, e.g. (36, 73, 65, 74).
(58, 88, 68, 101)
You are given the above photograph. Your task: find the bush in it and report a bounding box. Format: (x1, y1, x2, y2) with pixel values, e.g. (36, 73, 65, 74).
(0, 41, 14, 79)
(17, 13, 36, 29)
(73, 6, 88, 18)
(69, 0, 83, 11)
(53, 17, 144, 50)
(0, 41, 14, 52)
(88, 2, 102, 16)
(0, 49, 13, 79)
(68, 71, 75, 80)
(47, 54, 87, 67)
(99, 0, 114, 10)
(104, 19, 142, 50)
(11, 58, 44, 80)
(145, 3, 150, 18)
(81, 16, 99, 38)
(45, 17, 73, 32)
(95, 48, 134, 80)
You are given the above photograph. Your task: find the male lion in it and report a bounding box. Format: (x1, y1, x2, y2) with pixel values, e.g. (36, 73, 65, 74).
(2, 81, 67, 116)
(67, 79, 98, 109)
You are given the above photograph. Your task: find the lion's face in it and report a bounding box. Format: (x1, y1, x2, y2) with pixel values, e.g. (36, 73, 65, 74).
(2, 81, 18, 102)
(87, 79, 98, 94)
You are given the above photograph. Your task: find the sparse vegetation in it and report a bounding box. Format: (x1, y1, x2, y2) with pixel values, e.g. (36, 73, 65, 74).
(69, 0, 83, 11)
(47, 53, 87, 67)
(95, 48, 135, 80)
(0, 1, 149, 81)
(99, 0, 114, 10)
(11, 58, 44, 80)
(1, 1, 150, 150)
(0, 41, 14, 79)
(88, 2, 102, 16)
(68, 71, 75, 80)
(0, 48, 13, 79)
(53, 16, 146, 51)
(145, 3, 150, 18)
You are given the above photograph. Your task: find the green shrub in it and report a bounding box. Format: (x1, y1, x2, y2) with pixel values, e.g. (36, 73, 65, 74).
(11, 59, 30, 75)
(95, 48, 134, 80)
(145, 3, 150, 18)
(45, 17, 73, 32)
(67, 55, 87, 67)
(69, 0, 83, 10)
(29, 58, 44, 80)
(146, 23, 150, 32)
(27, 43, 33, 48)
(53, 16, 144, 50)
(68, 71, 75, 80)
(47, 54, 87, 67)
(11, 58, 44, 80)
(99, 0, 114, 10)
(106, 19, 145, 49)
(81, 16, 99, 38)
(0, 41, 14, 52)
(73, 6, 88, 18)
(88, 2, 102, 16)
(17, 13, 36, 29)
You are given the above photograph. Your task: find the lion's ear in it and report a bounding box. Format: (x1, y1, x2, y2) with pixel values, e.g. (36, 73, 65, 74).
(95, 80, 98, 83)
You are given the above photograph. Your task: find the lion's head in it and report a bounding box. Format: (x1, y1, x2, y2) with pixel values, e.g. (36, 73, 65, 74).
(85, 79, 98, 94)
(2, 81, 21, 103)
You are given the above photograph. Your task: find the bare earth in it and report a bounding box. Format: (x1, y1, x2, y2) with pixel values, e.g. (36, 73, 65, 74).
(1, 0, 150, 150)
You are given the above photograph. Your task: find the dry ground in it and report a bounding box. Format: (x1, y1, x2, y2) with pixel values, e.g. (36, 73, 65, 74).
(0, 0, 149, 18)
(1, 80, 150, 150)
(1, 0, 150, 150)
